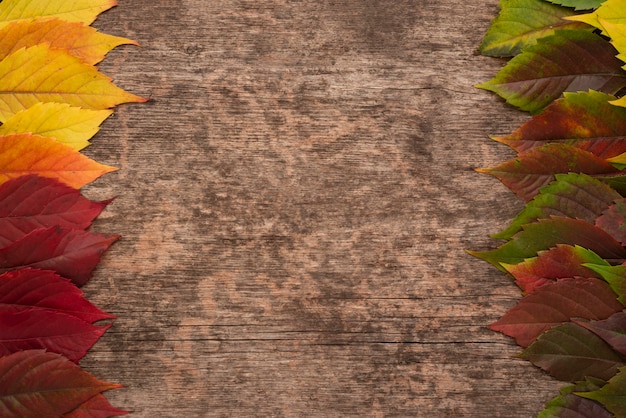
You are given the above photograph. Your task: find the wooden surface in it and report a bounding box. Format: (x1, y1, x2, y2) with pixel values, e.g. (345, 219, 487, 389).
(79, 1, 564, 416)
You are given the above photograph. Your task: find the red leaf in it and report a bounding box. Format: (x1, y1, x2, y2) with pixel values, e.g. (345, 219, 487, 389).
(0, 268, 113, 323)
(503, 245, 606, 294)
(596, 199, 626, 246)
(0, 226, 119, 286)
(0, 174, 110, 247)
(576, 311, 626, 357)
(0, 308, 109, 362)
(491, 278, 623, 347)
(0, 350, 119, 417)
(63, 394, 128, 418)
(477, 143, 619, 201)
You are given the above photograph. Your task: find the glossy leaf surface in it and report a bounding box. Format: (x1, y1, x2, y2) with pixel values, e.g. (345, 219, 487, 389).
(0, 350, 119, 417)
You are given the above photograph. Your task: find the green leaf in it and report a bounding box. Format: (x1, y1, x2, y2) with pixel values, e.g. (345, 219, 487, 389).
(544, 0, 606, 10)
(493, 173, 620, 239)
(477, 30, 626, 114)
(576, 311, 626, 356)
(493, 91, 626, 158)
(491, 277, 623, 347)
(585, 264, 626, 305)
(577, 366, 626, 416)
(503, 245, 608, 293)
(477, 144, 619, 202)
(520, 322, 625, 381)
(470, 217, 626, 271)
(539, 377, 611, 417)
(479, 0, 587, 57)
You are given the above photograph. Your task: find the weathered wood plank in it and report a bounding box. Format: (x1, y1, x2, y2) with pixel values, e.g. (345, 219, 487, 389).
(77, 0, 563, 416)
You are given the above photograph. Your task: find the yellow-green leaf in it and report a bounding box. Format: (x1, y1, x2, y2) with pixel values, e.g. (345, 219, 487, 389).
(567, 0, 626, 33)
(0, 44, 145, 122)
(0, 103, 112, 151)
(0, 18, 136, 65)
(0, 0, 116, 28)
(0, 133, 116, 188)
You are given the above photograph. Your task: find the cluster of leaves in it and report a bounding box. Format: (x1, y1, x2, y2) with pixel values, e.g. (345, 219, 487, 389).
(0, 0, 144, 416)
(475, 0, 626, 416)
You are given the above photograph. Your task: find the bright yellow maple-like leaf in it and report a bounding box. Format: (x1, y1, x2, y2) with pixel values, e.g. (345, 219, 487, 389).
(0, 18, 136, 65)
(0, 0, 116, 28)
(566, 0, 626, 33)
(0, 133, 116, 188)
(0, 44, 145, 122)
(0, 103, 112, 151)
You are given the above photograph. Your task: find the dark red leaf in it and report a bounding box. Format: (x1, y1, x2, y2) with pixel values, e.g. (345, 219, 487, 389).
(576, 311, 626, 357)
(0, 350, 119, 417)
(0, 268, 114, 323)
(0, 174, 110, 247)
(0, 308, 109, 362)
(0, 226, 119, 286)
(62, 394, 128, 418)
(596, 199, 626, 246)
(491, 278, 623, 347)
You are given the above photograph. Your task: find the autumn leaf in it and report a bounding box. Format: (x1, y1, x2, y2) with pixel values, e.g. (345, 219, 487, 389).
(492, 91, 626, 158)
(585, 264, 626, 305)
(567, 0, 626, 33)
(577, 366, 626, 416)
(477, 30, 626, 114)
(538, 377, 612, 418)
(0, 44, 145, 122)
(596, 199, 626, 245)
(0, 0, 117, 28)
(491, 277, 622, 347)
(478, 0, 587, 57)
(0, 350, 120, 417)
(493, 173, 620, 240)
(470, 217, 626, 271)
(476, 143, 620, 202)
(0, 308, 109, 362)
(0, 175, 110, 247)
(576, 311, 626, 356)
(503, 245, 607, 293)
(0, 18, 136, 65)
(0, 268, 113, 323)
(520, 322, 625, 381)
(544, 0, 605, 10)
(0, 226, 119, 286)
(63, 394, 128, 418)
(0, 133, 116, 189)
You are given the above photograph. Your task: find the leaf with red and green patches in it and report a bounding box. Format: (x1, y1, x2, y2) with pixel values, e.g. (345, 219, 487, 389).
(538, 377, 612, 418)
(0, 268, 113, 323)
(520, 322, 625, 381)
(576, 311, 626, 356)
(585, 264, 626, 305)
(491, 277, 622, 347)
(470, 217, 626, 272)
(477, 143, 620, 202)
(493, 91, 626, 158)
(503, 245, 608, 293)
(478, 0, 587, 57)
(596, 199, 626, 244)
(0, 308, 109, 362)
(0, 175, 110, 248)
(577, 366, 626, 416)
(477, 30, 626, 114)
(0, 133, 116, 189)
(63, 394, 128, 418)
(0, 18, 135, 65)
(0, 350, 120, 417)
(493, 173, 620, 239)
(0, 226, 119, 287)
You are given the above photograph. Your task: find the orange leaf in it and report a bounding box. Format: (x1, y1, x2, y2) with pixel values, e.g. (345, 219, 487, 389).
(0, 0, 117, 27)
(0, 44, 145, 122)
(0, 18, 136, 65)
(0, 133, 116, 188)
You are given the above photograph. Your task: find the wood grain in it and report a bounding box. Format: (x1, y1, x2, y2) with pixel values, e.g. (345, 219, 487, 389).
(78, 1, 563, 416)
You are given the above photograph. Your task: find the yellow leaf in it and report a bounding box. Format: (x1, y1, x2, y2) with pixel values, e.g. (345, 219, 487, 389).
(607, 151, 626, 164)
(0, 133, 116, 188)
(0, 44, 145, 122)
(0, 0, 116, 28)
(610, 96, 626, 109)
(0, 18, 136, 65)
(566, 0, 626, 34)
(0, 103, 112, 150)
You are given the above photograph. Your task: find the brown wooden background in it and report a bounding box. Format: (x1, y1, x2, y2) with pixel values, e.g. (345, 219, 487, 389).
(79, 0, 564, 416)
